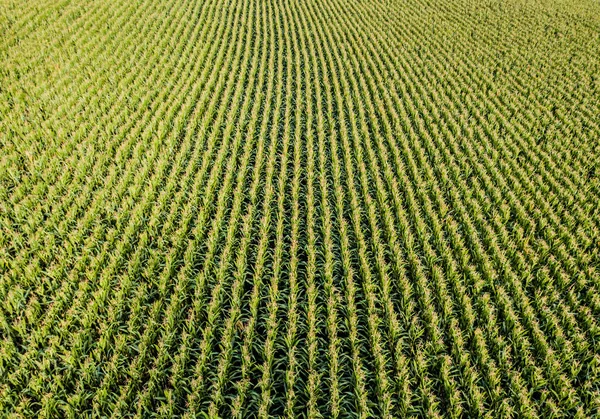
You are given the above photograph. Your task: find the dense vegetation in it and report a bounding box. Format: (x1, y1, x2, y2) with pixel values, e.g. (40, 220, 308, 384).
(1, 0, 599, 416)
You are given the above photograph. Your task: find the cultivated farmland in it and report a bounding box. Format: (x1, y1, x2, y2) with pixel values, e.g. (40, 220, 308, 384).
(1, 0, 600, 416)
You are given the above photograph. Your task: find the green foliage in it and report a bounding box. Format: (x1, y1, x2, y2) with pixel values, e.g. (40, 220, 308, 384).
(1, 0, 599, 416)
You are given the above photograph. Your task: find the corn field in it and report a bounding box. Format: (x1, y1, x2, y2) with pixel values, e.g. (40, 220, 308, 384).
(1, 0, 600, 416)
